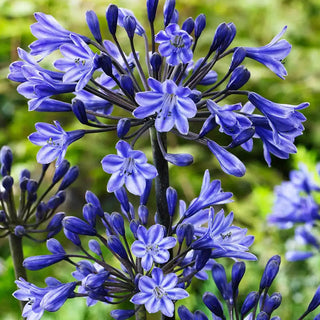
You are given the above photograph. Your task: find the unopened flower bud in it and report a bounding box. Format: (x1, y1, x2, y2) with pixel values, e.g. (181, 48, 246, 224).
(86, 10, 102, 43)
(106, 4, 118, 36)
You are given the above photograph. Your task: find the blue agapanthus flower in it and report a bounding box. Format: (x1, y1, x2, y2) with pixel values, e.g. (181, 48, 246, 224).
(101, 140, 158, 195)
(8, 0, 308, 179)
(28, 121, 85, 166)
(130, 267, 189, 317)
(131, 224, 177, 270)
(134, 78, 197, 134)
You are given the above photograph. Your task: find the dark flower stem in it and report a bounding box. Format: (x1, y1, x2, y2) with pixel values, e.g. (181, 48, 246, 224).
(9, 233, 27, 312)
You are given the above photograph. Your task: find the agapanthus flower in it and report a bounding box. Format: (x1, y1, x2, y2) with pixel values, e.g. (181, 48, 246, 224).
(131, 267, 189, 317)
(134, 78, 197, 134)
(101, 140, 158, 195)
(131, 224, 177, 270)
(155, 23, 193, 65)
(29, 121, 85, 166)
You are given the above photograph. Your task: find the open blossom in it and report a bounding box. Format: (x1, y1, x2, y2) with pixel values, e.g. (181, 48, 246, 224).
(155, 23, 193, 65)
(101, 140, 158, 195)
(131, 224, 177, 270)
(134, 78, 197, 135)
(131, 267, 189, 317)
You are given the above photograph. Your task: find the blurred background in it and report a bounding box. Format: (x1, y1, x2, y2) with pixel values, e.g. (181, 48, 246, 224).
(1, 0, 320, 318)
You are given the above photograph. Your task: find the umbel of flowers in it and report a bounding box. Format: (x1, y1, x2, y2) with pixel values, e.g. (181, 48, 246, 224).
(6, 0, 316, 319)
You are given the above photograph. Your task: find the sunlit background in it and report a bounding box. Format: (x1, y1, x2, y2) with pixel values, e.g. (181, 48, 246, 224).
(1, 0, 320, 318)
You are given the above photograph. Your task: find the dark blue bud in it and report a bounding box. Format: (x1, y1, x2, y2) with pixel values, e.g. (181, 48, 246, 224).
(150, 53, 163, 75)
(203, 292, 226, 319)
(140, 179, 152, 206)
(227, 66, 250, 90)
(99, 54, 113, 76)
(241, 291, 259, 316)
(262, 292, 282, 314)
(26, 179, 38, 194)
(63, 216, 97, 236)
(210, 23, 229, 52)
(83, 203, 97, 227)
(46, 212, 65, 231)
(194, 311, 208, 320)
(307, 286, 320, 313)
(147, 0, 159, 23)
(260, 255, 281, 290)
(41, 164, 50, 176)
(166, 187, 177, 217)
(229, 47, 246, 71)
(64, 228, 81, 246)
(178, 306, 194, 320)
(176, 224, 187, 244)
(86, 10, 102, 43)
(47, 238, 66, 255)
(194, 14, 206, 38)
(163, 0, 176, 27)
(0, 146, 13, 176)
(117, 118, 131, 138)
(164, 152, 194, 167)
(36, 202, 47, 221)
(23, 254, 65, 270)
(227, 128, 255, 149)
(112, 212, 125, 236)
(52, 160, 70, 184)
(171, 9, 179, 24)
(138, 205, 149, 225)
(188, 90, 202, 103)
(106, 4, 118, 36)
(0, 210, 6, 223)
(59, 166, 79, 190)
(123, 16, 136, 39)
(19, 177, 29, 191)
(256, 312, 269, 320)
(120, 75, 135, 97)
(72, 99, 88, 125)
(185, 223, 194, 246)
(19, 169, 30, 182)
(115, 187, 130, 213)
(199, 71, 218, 86)
(85, 190, 101, 208)
(14, 225, 25, 237)
(108, 235, 128, 259)
(182, 17, 194, 34)
(47, 191, 66, 210)
(219, 23, 236, 53)
(88, 239, 102, 256)
(231, 261, 246, 295)
(110, 309, 135, 320)
(199, 116, 217, 138)
(195, 249, 211, 271)
(2, 176, 14, 191)
(271, 317, 281, 320)
(212, 263, 230, 301)
(83, 271, 109, 289)
(130, 219, 139, 237)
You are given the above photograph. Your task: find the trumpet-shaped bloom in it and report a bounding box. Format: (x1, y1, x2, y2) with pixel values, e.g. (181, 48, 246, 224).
(131, 224, 176, 270)
(131, 267, 189, 317)
(134, 78, 197, 135)
(28, 121, 85, 166)
(155, 23, 193, 65)
(101, 140, 158, 195)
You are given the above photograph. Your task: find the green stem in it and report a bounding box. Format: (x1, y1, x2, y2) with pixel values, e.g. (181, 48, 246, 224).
(149, 128, 170, 230)
(135, 305, 146, 320)
(9, 233, 27, 312)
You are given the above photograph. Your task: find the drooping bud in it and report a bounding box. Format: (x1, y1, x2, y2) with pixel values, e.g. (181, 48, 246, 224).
(86, 10, 102, 43)
(63, 216, 97, 236)
(106, 4, 118, 36)
(227, 128, 255, 149)
(107, 235, 128, 259)
(52, 160, 70, 184)
(59, 166, 79, 190)
(47, 238, 66, 255)
(117, 118, 131, 138)
(72, 99, 88, 125)
(120, 75, 135, 97)
(123, 15, 136, 39)
(88, 239, 102, 256)
(182, 17, 194, 34)
(203, 292, 225, 319)
(23, 254, 66, 270)
(227, 66, 250, 90)
(63, 228, 81, 246)
(195, 249, 211, 271)
(194, 14, 206, 39)
(164, 152, 194, 167)
(99, 54, 113, 76)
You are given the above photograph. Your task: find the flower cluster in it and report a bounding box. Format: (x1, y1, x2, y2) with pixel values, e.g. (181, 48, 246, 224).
(13, 171, 256, 319)
(0, 145, 78, 243)
(8, 0, 308, 188)
(178, 255, 320, 320)
(269, 163, 320, 261)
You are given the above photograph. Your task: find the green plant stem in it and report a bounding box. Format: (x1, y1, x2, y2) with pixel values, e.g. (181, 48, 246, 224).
(9, 233, 27, 312)
(135, 305, 146, 320)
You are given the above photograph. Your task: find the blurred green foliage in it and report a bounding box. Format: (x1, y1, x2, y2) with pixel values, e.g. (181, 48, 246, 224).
(1, 0, 320, 318)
